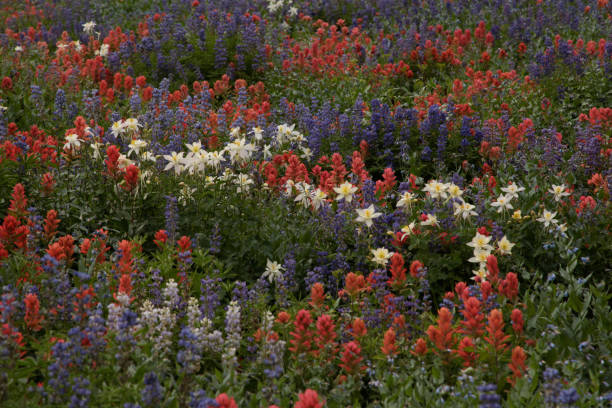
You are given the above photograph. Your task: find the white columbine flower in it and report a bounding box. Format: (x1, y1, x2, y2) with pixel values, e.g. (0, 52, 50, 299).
(127, 139, 147, 156)
(549, 184, 570, 202)
(371, 247, 393, 266)
(252, 126, 264, 141)
(163, 151, 184, 175)
(355, 205, 382, 227)
(453, 201, 478, 220)
(83, 21, 97, 36)
(111, 120, 126, 138)
(501, 182, 525, 199)
(467, 232, 493, 251)
(468, 248, 491, 267)
(333, 181, 358, 203)
(63, 134, 82, 150)
(311, 189, 327, 211)
(537, 210, 558, 227)
(420, 214, 439, 227)
(124, 118, 141, 132)
(497, 236, 515, 255)
(396, 191, 416, 209)
(235, 174, 253, 193)
(423, 180, 448, 200)
(490, 194, 513, 213)
(447, 183, 464, 199)
(262, 259, 284, 283)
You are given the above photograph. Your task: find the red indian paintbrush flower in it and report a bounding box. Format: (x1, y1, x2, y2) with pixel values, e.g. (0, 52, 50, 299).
(294, 389, 323, 408)
(381, 327, 399, 356)
(24, 293, 43, 331)
(484, 309, 510, 352)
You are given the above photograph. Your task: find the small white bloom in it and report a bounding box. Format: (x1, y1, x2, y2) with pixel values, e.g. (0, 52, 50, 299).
(14, 46, 23, 52)
(537, 210, 558, 228)
(235, 174, 253, 193)
(333, 181, 358, 203)
(396, 191, 416, 209)
(497, 236, 515, 255)
(454, 201, 478, 220)
(127, 139, 147, 156)
(549, 184, 570, 202)
(163, 151, 184, 174)
(355, 205, 382, 227)
(447, 183, 463, 199)
(63, 134, 82, 150)
(262, 259, 285, 283)
(310, 189, 327, 211)
(252, 126, 264, 141)
(371, 247, 393, 266)
(468, 249, 491, 266)
(83, 21, 97, 36)
(423, 180, 448, 200)
(111, 120, 126, 138)
(501, 182, 525, 199)
(420, 214, 439, 227)
(124, 118, 141, 132)
(490, 194, 513, 213)
(467, 232, 493, 251)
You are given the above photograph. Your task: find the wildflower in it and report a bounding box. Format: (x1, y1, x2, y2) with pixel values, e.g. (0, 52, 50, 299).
(426, 307, 455, 353)
(409, 260, 424, 278)
(294, 389, 323, 408)
(381, 327, 399, 356)
(83, 21, 96, 35)
(252, 126, 264, 141)
(468, 249, 491, 267)
(111, 121, 126, 138)
(396, 191, 417, 209)
(344, 273, 366, 296)
(351, 318, 367, 338)
(96, 44, 110, 57)
(459, 297, 485, 337)
(501, 182, 525, 199)
(467, 232, 493, 251)
(420, 213, 439, 227)
(309, 283, 325, 308)
(315, 314, 337, 349)
(262, 259, 285, 284)
(339, 341, 365, 374)
(63, 134, 82, 150)
(454, 201, 478, 220)
(511, 309, 524, 335)
(456, 337, 476, 367)
(512, 210, 523, 220)
(355, 205, 382, 227)
(423, 180, 448, 200)
(310, 189, 327, 211)
(123, 165, 139, 191)
(24, 293, 43, 331)
(549, 184, 570, 202)
(127, 139, 147, 156)
(537, 210, 558, 227)
(163, 152, 184, 175)
(294, 182, 312, 207)
(484, 309, 509, 352)
(447, 183, 464, 198)
(497, 236, 515, 255)
(124, 118, 140, 132)
(289, 310, 313, 354)
(411, 338, 427, 355)
(490, 194, 513, 213)
(333, 181, 358, 203)
(508, 346, 526, 383)
(235, 174, 254, 193)
(388, 253, 407, 286)
(371, 247, 393, 266)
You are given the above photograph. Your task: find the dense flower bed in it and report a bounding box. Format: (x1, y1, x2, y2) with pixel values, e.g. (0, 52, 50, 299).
(0, 0, 611, 406)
